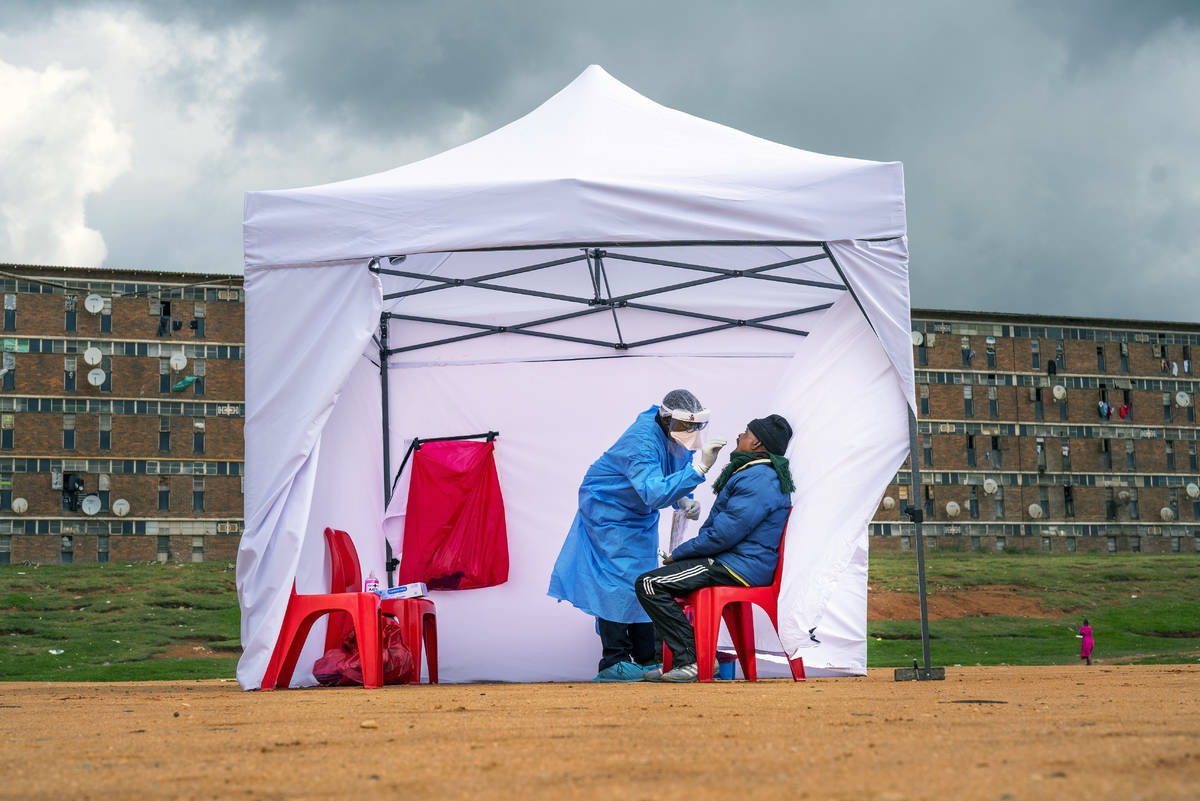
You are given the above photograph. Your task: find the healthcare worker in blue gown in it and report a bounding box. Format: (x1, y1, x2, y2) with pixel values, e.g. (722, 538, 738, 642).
(549, 389, 728, 682)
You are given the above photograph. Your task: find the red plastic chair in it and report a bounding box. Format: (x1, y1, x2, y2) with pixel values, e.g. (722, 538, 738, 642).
(663, 510, 805, 683)
(260, 528, 383, 690)
(324, 528, 438, 684)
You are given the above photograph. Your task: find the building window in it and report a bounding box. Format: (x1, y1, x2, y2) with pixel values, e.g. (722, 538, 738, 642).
(1184, 345, 1192, 374)
(1189, 402, 1195, 424)
(1130, 536, 1141, 553)
(1059, 399, 1068, 420)
(963, 385, 973, 417)
(966, 434, 976, 467)
(2, 352, 14, 390)
(1190, 442, 1198, 471)
(917, 344, 927, 366)
(193, 418, 205, 454)
(191, 535, 205, 563)
(1066, 536, 1076, 552)
(99, 355, 111, 392)
(99, 414, 112, 451)
(961, 336, 972, 366)
(155, 299, 172, 337)
(988, 386, 998, 418)
(159, 416, 171, 452)
(1034, 387, 1044, 420)
(968, 485, 979, 519)
(192, 476, 205, 512)
(1163, 392, 1173, 423)
(1126, 439, 1135, 470)
(1, 413, 12, 450)
(1105, 488, 1117, 520)
(0, 534, 9, 565)
(1096, 345, 1105, 372)
(986, 344, 996, 368)
(157, 535, 170, 562)
(1041, 536, 1051, 551)
(1128, 487, 1139, 519)
(193, 359, 206, 395)
(1101, 439, 1112, 470)
(63, 414, 75, 450)
(1171, 537, 1181, 553)
(922, 435, 932, 467)
(1119, 342, 1129, 373)
(1106, 536, 1117, 553)
(0, 474, 11, 511)
(64, 356, 77, 392)
(97, 535, 109, 563)
(159, 358, 171, 393)
(1036, 438, 1047, 472)
(100, 298, 112, 333)
(1060, 441, 1071, 472)
(1169, 488, 1179, 519)
(995, 536, 1006, 551)
(1039, 486, 1050, 518)
(899, 535, 910, 550)
(989, 435, 1001, 467)
(970, 536, 981, 550)
(923, 485, 934, 518)
(65, 295, 77, 332)
(1030, 339, 1040, 369)
(1166, 441, 1175, 471)
(158, 480, 170, 511)
(1063, 485, 1075, 517)
(919, 384, 929, 416)
(192, 302, 206, 338)
(1055, 340, 1065, 370)
(2, 294, 14, 330)
(993, 486, 1004, 518)
(61, 535, 74, 564)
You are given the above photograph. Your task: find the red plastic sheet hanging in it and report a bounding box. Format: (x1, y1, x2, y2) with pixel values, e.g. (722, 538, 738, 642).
(396, 439, 508, 590)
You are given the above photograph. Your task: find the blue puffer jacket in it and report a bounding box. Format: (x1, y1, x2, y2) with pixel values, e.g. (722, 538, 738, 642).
(670, 460, 791, 586)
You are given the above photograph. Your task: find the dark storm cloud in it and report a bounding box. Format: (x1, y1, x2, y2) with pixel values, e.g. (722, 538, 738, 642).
(3, 1, 1199, 323)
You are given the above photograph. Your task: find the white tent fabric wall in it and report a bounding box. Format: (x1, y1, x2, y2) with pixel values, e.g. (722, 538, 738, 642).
(236, 65, 913, 689)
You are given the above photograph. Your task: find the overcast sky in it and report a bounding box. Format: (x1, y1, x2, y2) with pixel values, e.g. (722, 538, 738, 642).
(1, 1, 1198, 321)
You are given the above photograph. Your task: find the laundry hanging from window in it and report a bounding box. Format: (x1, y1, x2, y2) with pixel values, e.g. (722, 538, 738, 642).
(396, 439, 508, 591)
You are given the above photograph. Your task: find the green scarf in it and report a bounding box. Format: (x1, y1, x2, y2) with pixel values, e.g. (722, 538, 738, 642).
(711, 450, 795, 495)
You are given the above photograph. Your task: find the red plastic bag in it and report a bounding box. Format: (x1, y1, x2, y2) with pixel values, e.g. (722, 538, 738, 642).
(313, 618, 414, 686)
(397, 439, 508, 590)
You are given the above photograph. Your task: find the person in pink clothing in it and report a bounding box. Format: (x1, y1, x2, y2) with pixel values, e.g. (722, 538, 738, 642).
(1079, 618, 1094, 665)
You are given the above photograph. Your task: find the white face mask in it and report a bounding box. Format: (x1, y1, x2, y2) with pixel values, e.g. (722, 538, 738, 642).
(670, 429, 702, 451)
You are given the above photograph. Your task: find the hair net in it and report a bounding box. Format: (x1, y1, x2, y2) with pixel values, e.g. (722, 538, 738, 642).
(660, 389, 703, 415)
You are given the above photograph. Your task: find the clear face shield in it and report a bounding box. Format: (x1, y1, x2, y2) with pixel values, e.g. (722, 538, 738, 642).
(660, 406, 710, 451)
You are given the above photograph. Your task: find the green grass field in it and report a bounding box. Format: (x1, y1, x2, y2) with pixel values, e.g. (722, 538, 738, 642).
(0, 552, 1197, 681)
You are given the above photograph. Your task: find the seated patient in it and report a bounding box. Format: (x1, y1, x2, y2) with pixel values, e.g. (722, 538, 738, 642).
(635, 414, 794, 682)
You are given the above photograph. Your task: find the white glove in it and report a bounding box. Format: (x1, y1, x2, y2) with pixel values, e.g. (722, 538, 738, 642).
(694, 437, 727, 474)
(677, 497, 701, 520)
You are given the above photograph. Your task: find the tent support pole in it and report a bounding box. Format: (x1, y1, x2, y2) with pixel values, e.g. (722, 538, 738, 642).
(379, 312, 396, 588)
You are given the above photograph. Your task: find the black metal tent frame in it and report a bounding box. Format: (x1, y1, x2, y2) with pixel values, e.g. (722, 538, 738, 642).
(367, 239, 937, 679)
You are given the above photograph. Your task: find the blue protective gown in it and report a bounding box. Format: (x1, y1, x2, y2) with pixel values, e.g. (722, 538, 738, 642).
(548, 406, 704, 623)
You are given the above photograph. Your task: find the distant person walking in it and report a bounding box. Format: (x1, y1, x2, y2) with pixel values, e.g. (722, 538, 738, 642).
(1079, 618, 1094, 665)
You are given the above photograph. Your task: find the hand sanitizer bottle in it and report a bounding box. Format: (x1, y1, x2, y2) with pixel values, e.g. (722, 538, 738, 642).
(363, 571, 381, 595)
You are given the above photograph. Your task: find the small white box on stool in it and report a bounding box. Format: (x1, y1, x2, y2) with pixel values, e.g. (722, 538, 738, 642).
(381, 582, 427, 599)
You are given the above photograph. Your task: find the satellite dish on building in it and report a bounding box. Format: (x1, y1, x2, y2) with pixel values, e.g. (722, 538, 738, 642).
(169, 352, 188, 371)
(911, 331, 924, 347)
(1175, 391, 1191, 408)
(1028, 503, 1044, 519)
(83, 346, 102, 366)
(84, 294, 105, 314)
(1160, 506, 1176, 522)
(945, 501, 961, 518)
(983, 478, 999, 495)
(882, 496, 896, 510)
(1117, 489, 1131, 503)
(11, 497, 27, 514)
(112, 499, 131, 517)
(1052, 385, 1067, 401)
(87, 368, 106, 387)
(1187, 483, 1200, 500)
(81, 494, 102, 516)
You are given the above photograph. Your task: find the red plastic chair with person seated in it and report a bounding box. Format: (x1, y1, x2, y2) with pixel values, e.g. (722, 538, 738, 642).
(260, 528, 384, 690)
(324, 528, 438, 684)
(663, 510, 805, 683)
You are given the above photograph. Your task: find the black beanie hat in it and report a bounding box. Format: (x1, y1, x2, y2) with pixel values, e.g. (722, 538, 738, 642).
(748, 414, 793, 455)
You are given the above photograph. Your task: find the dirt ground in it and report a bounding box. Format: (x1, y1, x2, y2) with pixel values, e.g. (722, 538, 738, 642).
(868, 584, 1049, 620)
(2, 666, 1197, 801)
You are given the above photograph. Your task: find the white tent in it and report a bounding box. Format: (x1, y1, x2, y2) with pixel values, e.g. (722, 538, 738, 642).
(237, 65, 915, 689)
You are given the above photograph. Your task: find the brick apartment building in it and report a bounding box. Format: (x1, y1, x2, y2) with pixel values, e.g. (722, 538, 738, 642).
(1, 265, 1195, 564)
(873, 309, 1200, 555)
(0, 264, 244, 565)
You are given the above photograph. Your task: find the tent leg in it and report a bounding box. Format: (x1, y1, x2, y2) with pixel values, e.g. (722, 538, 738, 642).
(379, 312, 396, 588)
(896, 406, 944, 681)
